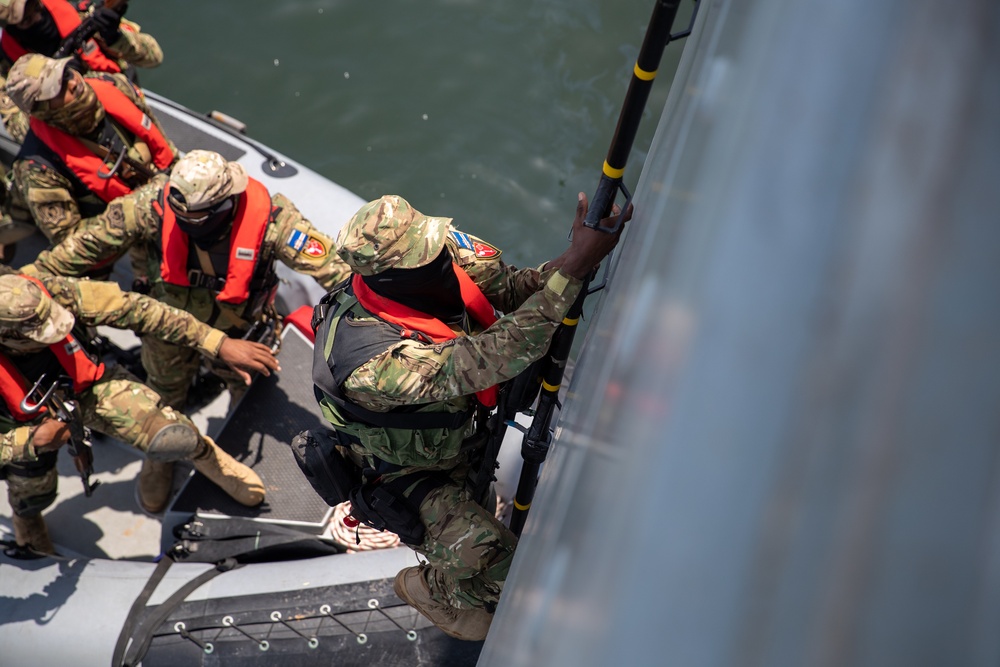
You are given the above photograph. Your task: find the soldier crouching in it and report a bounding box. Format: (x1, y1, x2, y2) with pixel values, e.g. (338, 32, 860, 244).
(0, 271, 278, 555)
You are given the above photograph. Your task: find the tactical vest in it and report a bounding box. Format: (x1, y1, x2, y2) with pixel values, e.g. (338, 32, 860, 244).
(0, 279, 105, 422)
(157, 178, 279, 316)
(24, 77, 173, 203)
(311, 283, 479, 468)
(0, 0, 122, 74)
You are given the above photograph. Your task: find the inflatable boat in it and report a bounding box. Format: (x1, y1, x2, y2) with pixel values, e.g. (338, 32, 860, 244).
(0, 91, 502, 666)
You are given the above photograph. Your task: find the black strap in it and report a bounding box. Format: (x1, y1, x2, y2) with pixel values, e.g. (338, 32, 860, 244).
(2, 450, 59, 479)
(171, 517, 340, 564)
(111, 556, 173, 667)
(120, 558, 241, 667)
(113, 515, 341, 666)
(112, 518, 340, 667)
(184, 268, 227, 291)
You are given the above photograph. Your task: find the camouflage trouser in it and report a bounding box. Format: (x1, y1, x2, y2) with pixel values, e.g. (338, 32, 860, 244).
(141, 331, 247, 411)
(140, 333, 204, 410)
(407, 463, 518, 611)
(4, 366, 197, 517)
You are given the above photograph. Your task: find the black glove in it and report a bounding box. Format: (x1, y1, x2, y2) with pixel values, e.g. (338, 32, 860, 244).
(131, 277, 151, 295)
(91, 7, 122, 45)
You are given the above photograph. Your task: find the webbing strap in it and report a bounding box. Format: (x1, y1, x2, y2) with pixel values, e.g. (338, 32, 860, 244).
(120, 559, 240, 667)
(111, 556, 174, 667)
(113, 517, 341, 666)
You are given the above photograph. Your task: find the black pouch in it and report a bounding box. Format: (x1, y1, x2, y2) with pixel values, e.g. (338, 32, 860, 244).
(348, 482, 425, 546)
(290, 428, 362, 507)
(348, 471, 449, 547)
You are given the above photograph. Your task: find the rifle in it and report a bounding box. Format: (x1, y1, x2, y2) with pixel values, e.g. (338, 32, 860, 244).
(470, 356, 549, 510)
(507, 0, 700, 536)
(79, 136, 159, 183)
(52, 0, 128, 60)
(19, 374, 101, 497)
(242, 309, 281, 355)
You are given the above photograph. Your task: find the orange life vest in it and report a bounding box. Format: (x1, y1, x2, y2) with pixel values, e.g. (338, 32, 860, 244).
(28, 78, 174, 202)
(0, 277, 105, 422)
(0, 0, 121, 73)
(350, 265, 500, 407)
(159, 178, 273, 305)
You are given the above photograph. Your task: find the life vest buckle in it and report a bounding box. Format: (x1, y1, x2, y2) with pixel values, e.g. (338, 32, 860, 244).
(187, 269, 226, 291)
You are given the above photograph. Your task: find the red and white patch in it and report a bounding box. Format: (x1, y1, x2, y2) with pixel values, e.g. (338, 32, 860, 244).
(473, 241, 501, 259)
(303, 237, 327, 257)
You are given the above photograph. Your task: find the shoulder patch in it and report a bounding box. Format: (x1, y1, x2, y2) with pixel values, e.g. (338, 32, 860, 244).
(287, 229, 307, 251)
(473, 240, 501, 260)
(303, 236, 327, 258)
(450, 230, 474, 251)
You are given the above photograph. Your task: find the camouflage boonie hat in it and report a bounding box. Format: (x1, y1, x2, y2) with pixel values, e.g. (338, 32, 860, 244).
(5, 54, 71, 113)
(0, 275, 75, 345)
(337, 195, 451, 276)
(0, 0, 29, 25)
(168, 149, 249, 211)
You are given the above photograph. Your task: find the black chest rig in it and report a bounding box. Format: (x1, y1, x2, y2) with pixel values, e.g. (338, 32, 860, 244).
(310, 281, 475, 431)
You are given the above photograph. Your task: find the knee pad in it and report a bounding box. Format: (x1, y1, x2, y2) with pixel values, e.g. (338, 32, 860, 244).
(146, 421, 200, 462)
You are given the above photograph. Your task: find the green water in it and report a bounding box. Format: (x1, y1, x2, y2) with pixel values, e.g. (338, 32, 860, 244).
(129, 0, 684, 268)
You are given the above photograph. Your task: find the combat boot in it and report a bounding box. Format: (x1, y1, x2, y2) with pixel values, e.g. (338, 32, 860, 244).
(191, 436, 265, 507)
(393, 565, 493, 641)
(137, 459, 174, 514)
(12, 514, 55, 555)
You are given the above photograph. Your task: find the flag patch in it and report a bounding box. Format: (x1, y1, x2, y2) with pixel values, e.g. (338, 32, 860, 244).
(451, 231, 474, 251)
(287, 229, 307, 251)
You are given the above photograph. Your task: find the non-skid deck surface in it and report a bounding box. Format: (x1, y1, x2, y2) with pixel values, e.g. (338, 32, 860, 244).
(169, 326, 332, 528)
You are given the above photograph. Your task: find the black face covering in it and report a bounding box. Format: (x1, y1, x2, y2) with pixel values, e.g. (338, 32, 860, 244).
(362, 250, 466, 324)
(8, 8, 61, 55)
(170, 196, 236, 250)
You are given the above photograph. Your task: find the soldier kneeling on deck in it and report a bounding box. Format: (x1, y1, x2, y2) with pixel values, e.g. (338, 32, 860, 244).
(0, 271, 278, 555)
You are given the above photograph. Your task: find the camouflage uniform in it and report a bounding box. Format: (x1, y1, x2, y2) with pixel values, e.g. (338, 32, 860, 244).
(0, 0, 163, 143)
(0, 273, 228, 517)
(4, 54, 176, 283)
(27, 150, 351, 409)
(314, 196, 583, 613)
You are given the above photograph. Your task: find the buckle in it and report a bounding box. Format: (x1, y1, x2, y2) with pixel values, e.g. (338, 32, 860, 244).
(187, 269, 225, 291)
